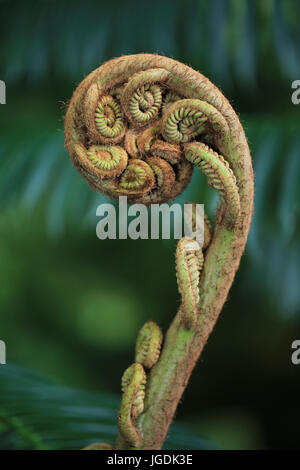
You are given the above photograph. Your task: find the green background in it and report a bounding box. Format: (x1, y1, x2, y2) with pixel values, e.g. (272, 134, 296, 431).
(0, 0, 300, 449)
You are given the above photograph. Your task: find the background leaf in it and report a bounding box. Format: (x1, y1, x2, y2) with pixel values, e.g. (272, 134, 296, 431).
(0, 365, 213, 450)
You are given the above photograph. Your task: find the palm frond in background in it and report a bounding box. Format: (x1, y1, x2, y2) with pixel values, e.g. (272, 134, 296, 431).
(1, 0, 300, 98)
(0, 365, 213, 450)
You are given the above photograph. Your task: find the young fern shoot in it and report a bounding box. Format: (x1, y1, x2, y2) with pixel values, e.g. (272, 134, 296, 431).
(64, 54, 254, 450)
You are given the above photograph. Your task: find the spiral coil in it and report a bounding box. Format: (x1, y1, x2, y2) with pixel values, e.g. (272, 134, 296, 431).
(65, 54, 240, 220)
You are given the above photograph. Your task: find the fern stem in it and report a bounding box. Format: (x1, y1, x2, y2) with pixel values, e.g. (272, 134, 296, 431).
(64, 54, 254, 450)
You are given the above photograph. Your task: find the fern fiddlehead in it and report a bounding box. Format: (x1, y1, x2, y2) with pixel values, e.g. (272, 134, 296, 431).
(176, 206, 212, 330)
(86, 145, 128, 179)
(135, 321, 163, 369)
(115, 321, 163, 449)
(64, 54, 254, 450)
(184, 142, 241, 227)
(94, 95, 125, 142)
(121, 68, 168, 125)
(115, 363, 146, 449)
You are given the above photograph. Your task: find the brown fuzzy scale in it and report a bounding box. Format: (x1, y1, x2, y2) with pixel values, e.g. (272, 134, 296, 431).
(133, 158, 193, 205)
(124, 128, 141, 158)
(137, 122, 161, 155)
(171, 160, 194, 198)
(121, 68, 169, 127)
(150, 139, 183, 164)
(84, 89, 126, 145)
(145, 156, 176, 197)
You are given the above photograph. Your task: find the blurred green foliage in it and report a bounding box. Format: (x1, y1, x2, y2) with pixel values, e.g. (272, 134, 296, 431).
(0, 0, 300, 450)
(0, 365, 213, 450)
